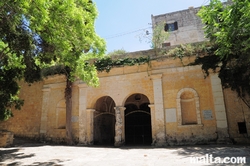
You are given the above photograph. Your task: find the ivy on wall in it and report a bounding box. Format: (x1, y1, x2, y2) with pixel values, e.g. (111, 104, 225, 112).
(189, 46, 220, 77)
(93, 42, 211, 73)
(41, 56, 151, 78)
(166, 42, 211, 60)
(42, 65, 69, 77)
(42, 42, 211, 77)
(94, 56, 150, 72)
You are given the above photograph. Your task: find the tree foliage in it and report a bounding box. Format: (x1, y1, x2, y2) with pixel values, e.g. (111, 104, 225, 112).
(0, 0, 105, 120)
(138, 22, 169, 55)
(107, 49, 127, 56)
(151, 22, 169, 50)
(197, 0, 250, 106)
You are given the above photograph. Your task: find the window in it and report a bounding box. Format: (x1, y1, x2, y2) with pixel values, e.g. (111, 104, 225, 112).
(162, 42, 171, 48)
(238, 122, 247, 134)
(165, 21, 178, 32)
(176, 88, 201, 126)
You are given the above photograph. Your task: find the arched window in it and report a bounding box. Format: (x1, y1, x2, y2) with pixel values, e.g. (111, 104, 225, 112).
(177, 88, 201, 126)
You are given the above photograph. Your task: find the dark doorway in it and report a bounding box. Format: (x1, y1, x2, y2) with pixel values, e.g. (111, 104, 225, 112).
(125, 94, 152, 145)
(94, 96, 115, 145)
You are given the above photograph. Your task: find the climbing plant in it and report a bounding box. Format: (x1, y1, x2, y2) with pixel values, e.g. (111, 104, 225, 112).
(94, 56, 150, 72)
(197, 0, 250, 107)
(93, 42, 211, 73)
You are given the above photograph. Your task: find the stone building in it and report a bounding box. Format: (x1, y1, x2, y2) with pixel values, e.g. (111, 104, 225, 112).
(151, 6, 206, 47)
(1, 48, 250, 146)
(1, 4, 250, 146)
(1, 48, 249, 146)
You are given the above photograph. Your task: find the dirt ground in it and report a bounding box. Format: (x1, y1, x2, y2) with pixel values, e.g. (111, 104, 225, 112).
(1, 138, 250, 166)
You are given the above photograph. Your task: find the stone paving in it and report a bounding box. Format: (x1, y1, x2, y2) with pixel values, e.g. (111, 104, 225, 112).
(1, 142, 250, 166)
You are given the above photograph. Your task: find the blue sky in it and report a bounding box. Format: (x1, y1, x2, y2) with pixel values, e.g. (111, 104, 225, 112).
(93, 0, 210, 53)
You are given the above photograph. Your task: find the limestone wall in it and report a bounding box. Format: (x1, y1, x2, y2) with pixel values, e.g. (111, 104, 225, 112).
(75, 57, 218, 145)
(161, 66, 217, 145)
(0, 131, 14, 147)
(151, 6, 206, 46)
(0, 52, 249, 145)
(0, 81, 43, 139)
(40, 75, 80, 143)
(223, 89, 250, 144)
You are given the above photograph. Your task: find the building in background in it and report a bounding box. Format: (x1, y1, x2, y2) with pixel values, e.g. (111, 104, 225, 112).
(151, 6, 206, 47)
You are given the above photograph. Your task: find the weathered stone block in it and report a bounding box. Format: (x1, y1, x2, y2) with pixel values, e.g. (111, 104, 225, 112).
(0, 131, 14, 147)
(216, 120, 228, 128)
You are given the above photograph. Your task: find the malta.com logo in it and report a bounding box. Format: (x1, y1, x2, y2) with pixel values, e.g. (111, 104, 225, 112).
(190, 154, 246, 164)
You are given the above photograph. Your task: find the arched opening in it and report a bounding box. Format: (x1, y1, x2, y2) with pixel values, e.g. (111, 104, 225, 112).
(176, 88, 201, 126)
(125, 93, 152, 145)
(94, 96, 116, 145)
(180, 91, 197, 125)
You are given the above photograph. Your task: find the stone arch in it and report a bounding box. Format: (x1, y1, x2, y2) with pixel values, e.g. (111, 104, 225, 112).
(56, 99, 66, 129)
(94, 96, 116, 145)
(124, 93, 152, 145)
(176, 88, 201, 126)
(121, 92, 153, 107)
(87, 94, 106, 109)
(87, 94, 118, 109)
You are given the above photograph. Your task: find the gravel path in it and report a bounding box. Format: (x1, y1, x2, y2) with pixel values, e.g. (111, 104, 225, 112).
(1, 140, 250, 166)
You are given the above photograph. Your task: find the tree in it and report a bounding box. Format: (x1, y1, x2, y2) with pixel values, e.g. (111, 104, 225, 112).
(138, 22, 169, 55)
(197, 0, 250, 107)
(0, 0, 106, 144)
(107, 49, 127, 56)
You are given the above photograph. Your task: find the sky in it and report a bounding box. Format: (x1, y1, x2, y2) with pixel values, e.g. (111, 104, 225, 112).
(93, 0, 210, 53)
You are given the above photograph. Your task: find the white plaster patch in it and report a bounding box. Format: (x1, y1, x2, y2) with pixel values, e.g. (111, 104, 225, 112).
(71, 116, 79, 122)
(165, 108, 177, 123)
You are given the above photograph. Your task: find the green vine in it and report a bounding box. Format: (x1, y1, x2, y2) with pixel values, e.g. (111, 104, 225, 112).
(94, 56, 150, 72)
(190, 54, 221, 77)
(41, 65, 69, 77)
(154, 42, 220, 78)
(41, 42, 213, 78)
(93, 42, 212, 73)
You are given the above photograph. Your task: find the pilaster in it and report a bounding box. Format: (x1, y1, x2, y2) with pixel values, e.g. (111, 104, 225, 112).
(210, 74, 230, 143)
(40, 87, 51, 137)
(86, 109, 95, 145)
(148, 104, 156, 144)
(150, 74, 166, 146)
(78, 83, 88, 144)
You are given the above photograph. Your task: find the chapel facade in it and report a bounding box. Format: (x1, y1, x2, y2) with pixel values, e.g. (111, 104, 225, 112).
(1, 5, 250, 146)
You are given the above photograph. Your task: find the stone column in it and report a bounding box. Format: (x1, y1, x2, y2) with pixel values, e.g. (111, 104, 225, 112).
(86, 109, 95, 145)
(150, 74, 166, 146)
(78, 83, 88, 145)
(114, 106, 126, 147)
(148, 104, 156, 145)
(40, 87, 51, 139)
(210, 74, 230, 143)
